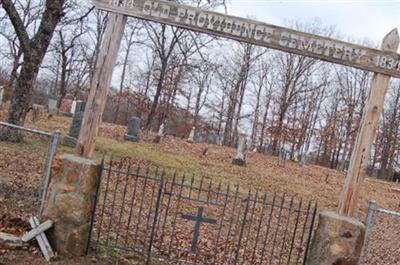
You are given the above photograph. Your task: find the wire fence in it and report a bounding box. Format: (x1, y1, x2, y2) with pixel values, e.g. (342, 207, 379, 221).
(0, 122, 61, 216)
(360, 200, 400, 265)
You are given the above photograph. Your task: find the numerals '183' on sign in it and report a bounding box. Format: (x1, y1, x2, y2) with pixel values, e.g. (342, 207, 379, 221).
(109, 0, 135, 8)
(376, 56, 400, 70)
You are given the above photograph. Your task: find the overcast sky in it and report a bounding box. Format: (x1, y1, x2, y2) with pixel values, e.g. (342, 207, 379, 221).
(224, 0, 400, 46)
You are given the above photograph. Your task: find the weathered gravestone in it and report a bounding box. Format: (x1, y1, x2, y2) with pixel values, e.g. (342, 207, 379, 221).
(47, 99, 58, 111)
(64, 102, 86, 147)
(232, 134, 247, 166)
(0, 86, 4, 106)
(31, 104, 43, 123)
(207, 131, 220, 145)
(153, 122, 166, 143)
(69, 112, 84, 139)
(187, 126, 195, 143)
(124, 117, 141, 142)
(70, 100, 77, 114)
(75, 101, 86, 113)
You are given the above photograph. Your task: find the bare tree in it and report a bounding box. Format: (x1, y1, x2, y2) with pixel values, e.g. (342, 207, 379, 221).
(1, 0, 65, 140)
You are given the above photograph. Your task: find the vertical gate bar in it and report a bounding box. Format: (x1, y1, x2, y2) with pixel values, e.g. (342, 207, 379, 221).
(233, 191, 251, 265)
(144, 168, 160, 244)
(105, 160, 124, 245)
(286, 199, 303, 265)
(133, 167, 150, 246)
(212, 184, 231, 264)
(95, 158, 113, 250)
(158, 172, 177, 251)
(39, 131, 61, 216)
(243, 190, 259, 254)
(206, 180, 212, 203)
(188, 175, 195, 199)
(259, 192, 277, 265)
(302, 202, 318, 265)
(295, 200, 312, 264)
(278, 195, 295, 265)
(197, 175, 204, 200)
(115, 161, 132, 245)
(268, 194, 286, 265)
(223, 185, 240, 261)
(124, 164, 141, 248)
(146, 175, 165, 265)
(215, 180, 222, 203)
(85, 158, 104, 255)
(167, 175, 186, 258)
(251, 192, 268, 264)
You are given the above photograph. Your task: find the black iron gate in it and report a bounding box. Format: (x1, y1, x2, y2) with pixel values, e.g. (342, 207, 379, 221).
(87, 159, 318, 265)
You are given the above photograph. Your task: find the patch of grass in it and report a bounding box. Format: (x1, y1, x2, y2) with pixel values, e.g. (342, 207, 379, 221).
(95, 137, 212, 175)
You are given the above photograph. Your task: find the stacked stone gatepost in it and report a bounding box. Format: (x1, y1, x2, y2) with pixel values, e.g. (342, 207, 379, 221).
(307, 211, 365, 265)
(42, 154, 100, 256)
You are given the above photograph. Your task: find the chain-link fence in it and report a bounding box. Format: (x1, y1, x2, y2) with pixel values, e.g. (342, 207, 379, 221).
(360, 200, 400, 265)
(0, 122, 60, 216)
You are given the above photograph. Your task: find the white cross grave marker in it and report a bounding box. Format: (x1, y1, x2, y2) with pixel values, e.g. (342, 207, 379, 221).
(21, 217, 54, 261)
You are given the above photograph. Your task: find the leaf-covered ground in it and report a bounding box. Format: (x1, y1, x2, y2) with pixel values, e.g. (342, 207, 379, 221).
(1, 108, 400, 264)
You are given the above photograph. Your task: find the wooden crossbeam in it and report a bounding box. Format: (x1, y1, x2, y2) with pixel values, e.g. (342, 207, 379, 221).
(92, 0, 400, 78)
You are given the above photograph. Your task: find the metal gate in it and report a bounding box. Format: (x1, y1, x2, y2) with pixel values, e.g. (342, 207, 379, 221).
(87, 159, 318, 264)
(0, 122, 61, 216)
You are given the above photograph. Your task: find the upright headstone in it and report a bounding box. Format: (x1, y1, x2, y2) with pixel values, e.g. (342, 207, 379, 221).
(232, 134, 247, 166)
(187, 126, 195, 143)
(47, 99, 58, 111)
(75, 101, 86, 113)
(31, 104, 42, 123)
(153, 122, 165, 143)
(124, 117, 141, 142)
(70, 100, 77, 114)
(64, 103, 86, 147)
(69, 112, 84, 139)
(208, 131, 219, 145)
(0, 86, 4, 106)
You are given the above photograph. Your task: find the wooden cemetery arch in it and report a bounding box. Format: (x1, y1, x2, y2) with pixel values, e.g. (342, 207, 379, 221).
(78, 0, 400, 217)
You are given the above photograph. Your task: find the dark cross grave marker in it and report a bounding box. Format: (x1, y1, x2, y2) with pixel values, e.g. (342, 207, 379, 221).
(181, 207, 217, 252)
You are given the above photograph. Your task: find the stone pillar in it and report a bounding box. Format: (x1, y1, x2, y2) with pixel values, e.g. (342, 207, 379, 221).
(124, 117, 141, 142)
(187, 126, 195, 143)
(42, 154, 99, 256)
(232, 134, 247, 166)
(307, 211, 365, 265)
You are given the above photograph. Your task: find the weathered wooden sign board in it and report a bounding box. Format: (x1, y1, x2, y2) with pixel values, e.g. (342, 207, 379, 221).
(92, 0, 400, 78)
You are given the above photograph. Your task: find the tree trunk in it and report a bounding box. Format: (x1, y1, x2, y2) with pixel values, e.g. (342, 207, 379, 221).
(1, 53, 40, 141)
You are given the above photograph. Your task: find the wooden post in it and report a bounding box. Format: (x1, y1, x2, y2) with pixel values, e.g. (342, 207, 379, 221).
(76, 13, 127, 158)
(338, 29, 400, 217)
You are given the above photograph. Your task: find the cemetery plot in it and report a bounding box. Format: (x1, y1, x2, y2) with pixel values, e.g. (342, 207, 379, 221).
(89, 159, 317, 264)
